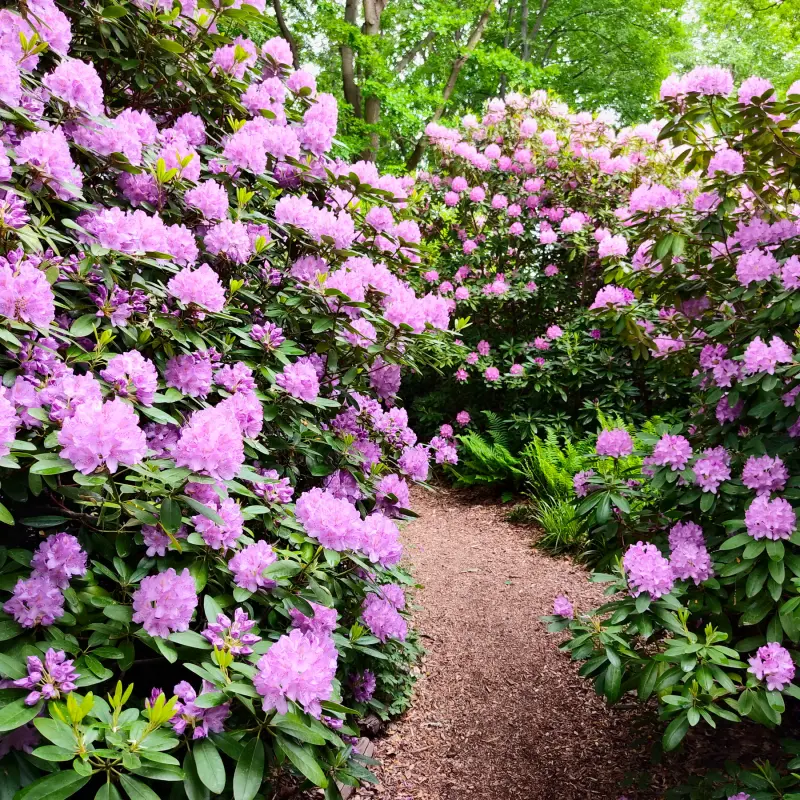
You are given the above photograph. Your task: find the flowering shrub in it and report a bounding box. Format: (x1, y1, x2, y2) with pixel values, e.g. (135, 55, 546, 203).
(554, 71, 800, 755)
(0, 2, 451, 796)
(404, 91, 694, 447)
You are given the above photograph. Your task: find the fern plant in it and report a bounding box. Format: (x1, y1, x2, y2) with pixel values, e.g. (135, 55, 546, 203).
(519, 430, 593, 502)
(533, 497, 587, 553)
(448, 430, 523, 487)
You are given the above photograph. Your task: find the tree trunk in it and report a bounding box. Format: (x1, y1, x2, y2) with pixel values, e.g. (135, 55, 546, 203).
(530, 0, 550, 62)
(272, 0, 300, 69)
(340, 0, 362, 117)
(395, 31, 437, 73)
(405, 0, 497, 171)
(361, 0, 387, 161)
(520, 0, 530, 60)
(498, 0, 516, 96)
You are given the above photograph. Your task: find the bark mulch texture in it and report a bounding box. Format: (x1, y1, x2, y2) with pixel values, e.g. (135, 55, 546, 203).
(353, 487, 772, 800)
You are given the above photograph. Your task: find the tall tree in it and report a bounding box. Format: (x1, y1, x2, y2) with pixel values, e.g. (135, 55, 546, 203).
(406, 0, 498, 169)
(671, 0, 800, 89)
(286, 0, 687, 168)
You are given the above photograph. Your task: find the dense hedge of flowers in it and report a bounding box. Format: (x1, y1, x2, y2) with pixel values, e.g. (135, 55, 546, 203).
(549, 70, 800, 759)
(403, 94, 695, 441)
(0, 2, 453, 797)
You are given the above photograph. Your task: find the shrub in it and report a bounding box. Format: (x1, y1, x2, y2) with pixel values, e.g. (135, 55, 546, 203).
(0, 2, 451, 797)
(402, 92, 694, 443)
(557, 70, 800, 756)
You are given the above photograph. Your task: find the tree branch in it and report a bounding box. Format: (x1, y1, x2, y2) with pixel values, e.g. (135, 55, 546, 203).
(272, 0, 300, 69)
(395, 31, 438, 73)
(405, 0, 497, 170)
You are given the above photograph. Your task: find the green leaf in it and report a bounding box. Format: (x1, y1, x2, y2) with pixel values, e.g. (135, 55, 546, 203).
(274, 735, 329, 787)
(720, 533, 752, 550)
(31, 745, 76, 761)
(119, 775, 161, 800)
(0, 653, 26, 679)
(180, 495, 225, 525)
(662, 714, 689, 751)
(70, 314, 98, 337)
(233, 738, 264, 800)
(95, 784, 123, 800)
(34, 717, 77, 749)
(169, 630, 212, 650)
(160, 497, 182, 534)
(103, 604, 133, 623)
(16, 770, 90, 800)
(604, 662, 622, 704)
(0, 621, 22, 643)
(184, 753, 210, 800)
(101, 5, 128, 18)
(273, 713, 327, 745)
(193, 738, 226, 794)
(30, 457, 76, 475)
(0, 502, 13, 526)
(157, 38, 186, 53)
(0, 698, 42, 733)
(193, 693, 228, 709)
(204, 595, 224, 622)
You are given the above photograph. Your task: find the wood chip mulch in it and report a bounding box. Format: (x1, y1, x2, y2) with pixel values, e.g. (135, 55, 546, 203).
(352, 487, 777, 800)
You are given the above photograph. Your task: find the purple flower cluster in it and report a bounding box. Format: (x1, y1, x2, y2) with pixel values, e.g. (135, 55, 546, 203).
(596, 428, 633, 458)
(742, 455, 788, 495)
(351, 669, 377, 702)
(131, 567, 198, 638)
(276, 359, 320, 402)
(254, 628, 338, 718)
(202, 608, 261, 655)
(745, 495, 796, 540)
(14, 648, 79, 706)
(295, 487, 363, 550)
(289, 602, 338, 637)
(553, 595, 574, 618)
(693, 447, 731, 494)
(174, 405, 244, 480)
(30, 532, 87, 589)
(668, 522, 713, 584)
(228, 540, 278, 593)
(747, 642, 795, 691)
(589, 285, 635, 310)
(167, 681, 231, 739)
(743, 336, 793, 375)
(361, 592, 407, 642)
(623, 542, 675, 599)
(58, 398, 147, 474)
(649, 433, 692, 471)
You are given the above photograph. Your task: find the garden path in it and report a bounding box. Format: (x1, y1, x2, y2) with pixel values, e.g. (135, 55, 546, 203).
(352, 487, 648, 800)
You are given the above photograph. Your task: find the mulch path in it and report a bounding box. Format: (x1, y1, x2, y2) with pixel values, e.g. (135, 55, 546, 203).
(353, 487, 774, 800)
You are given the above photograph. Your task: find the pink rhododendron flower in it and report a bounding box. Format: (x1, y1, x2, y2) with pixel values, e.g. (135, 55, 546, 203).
(596, 428, 633, 458)
(59, 398, 147, 474)
(748, 642, 795, 691)
(623, 542, 674, 598)
(254, 629, 337, 718)
(132, 568, 197, 638)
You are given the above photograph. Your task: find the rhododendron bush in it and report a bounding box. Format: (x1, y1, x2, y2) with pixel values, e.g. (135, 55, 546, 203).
(550, 70, 800, 755)
(403, 92, 694, 443)
(0, 2, 451, 797)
